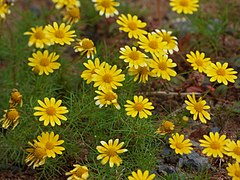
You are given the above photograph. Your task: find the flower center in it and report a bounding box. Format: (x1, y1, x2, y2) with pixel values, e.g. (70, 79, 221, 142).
(195, 59, 204, 66)
(175, 142, 184, 149)
(40, 58, 50, 66)
(134, 102, 144, 111)
(162, 35, 171, 44)
(45, 142, 55, 150)
(233, 147, 240, 155)
(128, 22, 137, 30)
(11, 92, 22, 102)
(74, 167, 88, 177)
(194, 102, 203, 112)
(69, 7, 80, 18)
(34, 30, 45, 39)
(107, 147, 117, 157)
(210, 141, 220, 149)
(129, 51, 140, 61)
(55, 30, 65, 38)
(235, 170, 240, 177)
(179, 0, 189, 7)
(7, 109, 19, 120)
(163, 121, 174, 131)
(82, 39, 94, 49)
(101, 0, 111, 8)
(46, 106, 56, 115)
(34, 147, 46, 159)
(158, 62, 167, 70)
(105, 92, 116, 101)
(216, 68, 226, 76)
(138, 67, 149, 75)
(102, 73, 113, 83)
(148, 40, 158, 49)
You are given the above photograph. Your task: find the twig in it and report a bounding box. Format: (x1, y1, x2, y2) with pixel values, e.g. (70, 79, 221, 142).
(140, 91, 203, 96)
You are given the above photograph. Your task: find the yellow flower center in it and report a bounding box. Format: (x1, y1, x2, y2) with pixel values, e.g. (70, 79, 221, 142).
(138, 67, 149, 75)
(7, 110, 19, 120)
(148, 40, 158, 49)
(40, 58, 50, 66)
(233, 147, 240, 155)
(34, 147, 46, 159)
(100, 0, 111, 8)
(210, 141, 220, 149)
(74, 167, 88, 177)
(195, 59, 204, 66)
(105, 92, 116, 101)
(82, 39, 94, 49)
(45, 142, 55, 150)
(34, 30, 45, 39)
(175, 142, 184, 149)
(179, 0, 189, 7)
(134, 102, 144, 111)
(46, 106, 56, 115)
(107, 147, 117, 156)
(102, 73, 113, 83)
(163, 121, 174, 131)
(127, 22, 137, 30)
(235, 170, 240, 177)
(194, 102, 203, 112)
(162, 34, 171, 44)
(11, 92, 22, 102)
(216, 68, 226, 76)
(55, 30, 65, 38)
(69, 7, 80, 18)
(129, 51, 140, 61)
(158, 62, 167, 70)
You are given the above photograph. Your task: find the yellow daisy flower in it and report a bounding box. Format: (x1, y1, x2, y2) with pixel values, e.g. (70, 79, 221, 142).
(0, 0, 10, 19)
(52, 0, 80, 9)
(45, 22, 76, 45)
(169, 0, 199, 14)
(138, 33, 168, 57)
(1, 108, 20, 129)
(128, 65, 153, 83)
(94, 88, 120, 109)
(226, 162, 240, 180)
(116, 14, 147, 39)
(92, 63, 125, 90)
(185, 93, 211, 124)
(24, 26, 52, 49)
(74, 38, 97, 59)
(119, 46, 148, 68)
(169, 133, 193, 155)
(25, 141, 47, 169)
(9, 89, 23, 108)
(225, 140, 240, 162)
(154, 29, 179, 54)
(36, 132, 65, 158)
(34, 97, 69, 126)
(96, 139, 128, 167)
(199, 132, 228, 158)
(206, 62, 238, 85)
(149, 55, 177, 81)
(186, 51, 211, 73)
(128, 169, 156, 180)
(92, 0, 119, 18)
(28, 50, 61, 75)
(124, 95, 154, 119)
(63, 6, 81, 24)
(156, 120, 175, 135)
(81, 58, 106, 84)
(65, 164, 89, 180)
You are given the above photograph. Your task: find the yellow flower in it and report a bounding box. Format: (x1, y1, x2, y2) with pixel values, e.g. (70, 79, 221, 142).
(92, 63, 125, 90)
(199, 132, 228, 158)
(225, 140, 240, 162)
(9, 89, 23, 108)
(186, 51, 211, 73)
(28, 50, 61, 75)
(34, 97, 69, 126)
(185, 93, 211, 124)
(52, 0, 80, 9)
(1, 108, 20, 129)
(81, 58, 106, 84)
(0, 0, 10, 19)
(92, 0, 119, 18)
(182, 116, 189, 122)
(116, 14, 147, 39)
(124, 95, 154, 119)
(74, 38, 97, 59)
(149, 55, 177, 81)
(169, 133, 193, 155)
(169, 0, 199, 14)
(24, 26, 52, 49)
(65, 164, 89, 180)
(206, 62, 238, 85)
(156, 120, 175, 135)
(154, 29, 179, 54)
(25, 141, 47, 169)
(226, 162, 240, 180)
(94, 88, 120, 109)
(63, 6, 81, 24)
(138, 33, 167, 57)
(119, 46, 148, 68)
(36, 132, 65, 158)
(128, 169, 156, 180)
(45, 22, 76, 45)
(96, 139, 127, 167)
(128, 66, 153, 83)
